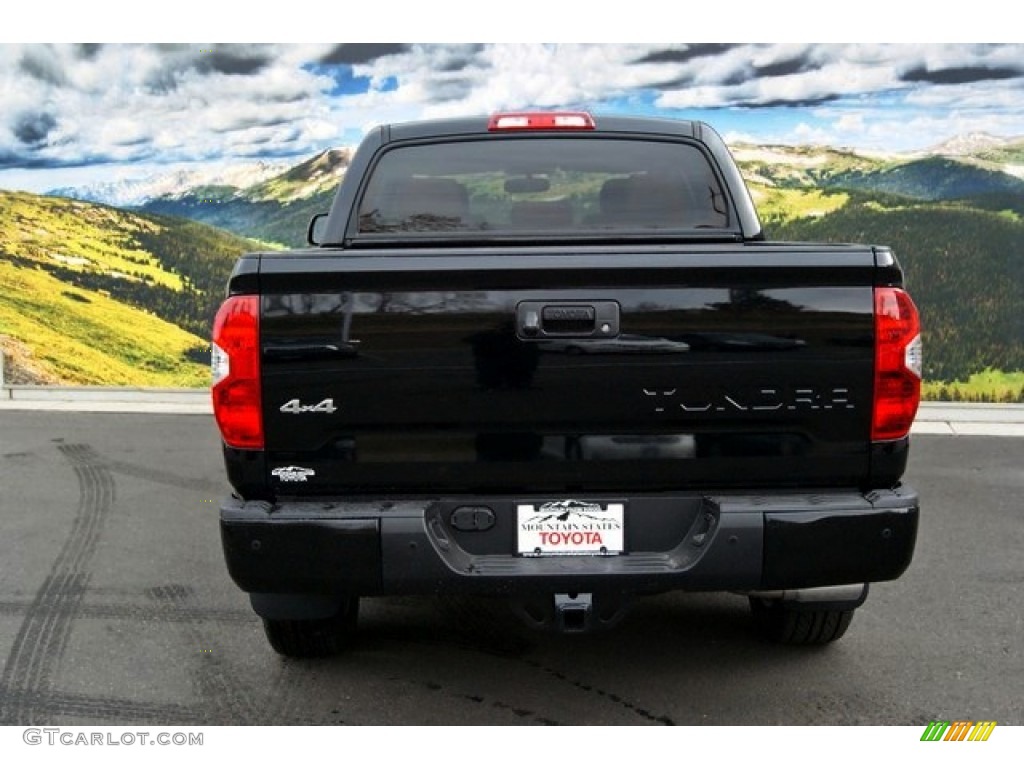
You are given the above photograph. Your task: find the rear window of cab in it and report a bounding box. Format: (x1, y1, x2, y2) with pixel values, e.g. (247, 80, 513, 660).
(356, 137, 733, 238)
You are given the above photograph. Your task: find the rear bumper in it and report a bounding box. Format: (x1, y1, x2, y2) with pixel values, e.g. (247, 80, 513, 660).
(220, 486, 918, 598)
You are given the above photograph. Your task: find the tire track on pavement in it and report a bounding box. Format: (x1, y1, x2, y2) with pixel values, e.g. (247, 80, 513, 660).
(0, 598, 253, 625)
(145, 585, 261, 724)
(103, 459, 223, 494)
(7, 690, 203, 724)
(0, 444, 113, 725)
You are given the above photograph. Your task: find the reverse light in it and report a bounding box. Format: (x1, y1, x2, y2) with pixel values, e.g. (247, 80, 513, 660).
(211, 295, 263, 450)
(488, 111, 596, 131)
(872, 287, 922, 441)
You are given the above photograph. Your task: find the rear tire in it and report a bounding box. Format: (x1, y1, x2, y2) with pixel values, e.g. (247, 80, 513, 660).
(749, 597, 854, 645)
(262, 596, 359, 658)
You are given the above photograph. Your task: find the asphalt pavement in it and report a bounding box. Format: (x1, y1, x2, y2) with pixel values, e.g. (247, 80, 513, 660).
(0, 407, 1021, 726)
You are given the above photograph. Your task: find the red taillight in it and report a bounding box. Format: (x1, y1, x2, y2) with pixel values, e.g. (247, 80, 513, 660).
(211, 295, 263, 450)
(488, 111, 596, 131)
(873, 287, 922, 441)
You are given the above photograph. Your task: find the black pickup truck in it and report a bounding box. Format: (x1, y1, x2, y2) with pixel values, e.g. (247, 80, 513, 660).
(212, 112, 922, 657)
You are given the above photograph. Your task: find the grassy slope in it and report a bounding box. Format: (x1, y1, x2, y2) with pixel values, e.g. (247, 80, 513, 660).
(749, 185, 850, 223)
(0, 191, 182, 288)
(922, 369, 1024, 402)
(0, 190, 256, 386)
(0, 260, 207, 385)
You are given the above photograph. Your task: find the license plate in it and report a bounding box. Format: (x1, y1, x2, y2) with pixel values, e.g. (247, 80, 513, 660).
(517, 500, 624, 557)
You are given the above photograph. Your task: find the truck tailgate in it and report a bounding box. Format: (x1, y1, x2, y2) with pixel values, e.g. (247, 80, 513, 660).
(257, 245, 877, 495)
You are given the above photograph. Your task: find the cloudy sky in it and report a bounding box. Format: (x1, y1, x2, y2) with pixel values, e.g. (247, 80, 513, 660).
(1, 42, 1022, 193)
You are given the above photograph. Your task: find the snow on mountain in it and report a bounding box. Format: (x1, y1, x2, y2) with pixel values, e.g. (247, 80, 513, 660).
(47, 159, 293, 207)
(927, 132, 1010, 158)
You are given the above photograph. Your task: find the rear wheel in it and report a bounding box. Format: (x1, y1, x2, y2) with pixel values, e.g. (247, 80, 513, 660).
(749, 597, 854, 645)
(263, 596, 359, 658)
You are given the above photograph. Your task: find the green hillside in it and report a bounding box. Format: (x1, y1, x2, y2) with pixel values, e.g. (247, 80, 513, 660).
(766, 194, 1024, 387)
(733, 144, 885, 189)
(974, 139, 1024, 166)
(245, 148, 351, 202)
(0, 190, 257, 385)
(740, 141, 1024, 401)
(142, 190, 334, 249)
(735, 143, 1024, 203)
(827, 157, 1024, 201)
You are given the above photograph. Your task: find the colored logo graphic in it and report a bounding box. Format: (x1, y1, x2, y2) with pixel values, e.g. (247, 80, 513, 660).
(920, 721, 996, 742)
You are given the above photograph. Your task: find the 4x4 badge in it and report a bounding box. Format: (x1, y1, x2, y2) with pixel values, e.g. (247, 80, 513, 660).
(279, 398, 338, 414)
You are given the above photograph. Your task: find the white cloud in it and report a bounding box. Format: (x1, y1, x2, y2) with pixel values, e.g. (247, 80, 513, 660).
(792, 122, 837, 145)
(835, 114, 866, 134)
(1, 42, 1023, 188)
(0, 44, 346, 169)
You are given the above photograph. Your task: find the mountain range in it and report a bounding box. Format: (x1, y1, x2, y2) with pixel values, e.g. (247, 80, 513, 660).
(49, 149, 351, 248)
(46, 134, 1024, 248)
(3, 133, 1021, 393)
(731, 133, 1024, 201)
(47, 159, 293, 209)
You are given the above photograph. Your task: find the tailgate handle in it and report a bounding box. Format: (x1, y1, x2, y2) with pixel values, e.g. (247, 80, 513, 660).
(542, 305, 595, 334)
(516, 301, 620, 339)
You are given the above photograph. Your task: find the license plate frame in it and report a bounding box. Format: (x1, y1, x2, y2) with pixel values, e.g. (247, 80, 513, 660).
(516, 500, 624, 557)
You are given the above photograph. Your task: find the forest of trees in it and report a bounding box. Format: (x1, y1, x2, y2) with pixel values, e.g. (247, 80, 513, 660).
(142, 189, 335, 248)
(768, 195, 1024, 385)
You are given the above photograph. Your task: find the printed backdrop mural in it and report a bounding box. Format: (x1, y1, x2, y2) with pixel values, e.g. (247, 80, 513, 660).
(0, 44, 1022, 398)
